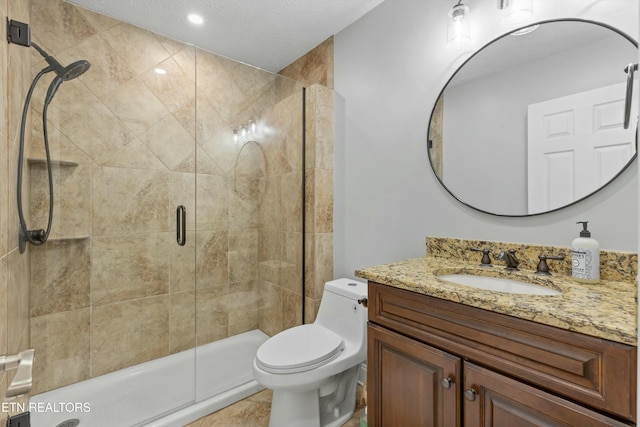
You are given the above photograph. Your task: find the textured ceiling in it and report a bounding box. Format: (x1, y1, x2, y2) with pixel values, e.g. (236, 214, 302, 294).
(64, 0, 384, 72)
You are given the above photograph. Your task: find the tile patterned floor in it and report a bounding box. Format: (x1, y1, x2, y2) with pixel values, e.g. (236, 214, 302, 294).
(186, 388, 365, 427)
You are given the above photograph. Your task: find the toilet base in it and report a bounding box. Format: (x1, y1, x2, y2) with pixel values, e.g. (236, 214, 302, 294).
(267, 365, 360, 427)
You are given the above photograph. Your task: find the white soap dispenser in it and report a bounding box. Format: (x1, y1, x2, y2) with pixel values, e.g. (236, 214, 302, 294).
(571, 221, 600, 283)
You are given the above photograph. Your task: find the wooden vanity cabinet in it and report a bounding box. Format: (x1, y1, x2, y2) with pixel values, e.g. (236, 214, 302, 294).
(367, 282, 637, 427)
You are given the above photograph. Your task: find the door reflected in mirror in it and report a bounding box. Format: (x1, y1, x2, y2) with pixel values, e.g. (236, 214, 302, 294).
(428, 19, 638, 216)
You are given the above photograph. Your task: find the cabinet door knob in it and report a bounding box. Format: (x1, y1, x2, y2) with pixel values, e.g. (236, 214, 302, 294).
(464, 388, 477, 401)
(441, 377, 453, 389)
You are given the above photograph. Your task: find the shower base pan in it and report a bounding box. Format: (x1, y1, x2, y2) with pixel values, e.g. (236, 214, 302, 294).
(29, 330, 268, 427)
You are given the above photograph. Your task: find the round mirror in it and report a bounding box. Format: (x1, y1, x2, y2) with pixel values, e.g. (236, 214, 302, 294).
(428, 19, 638, 216)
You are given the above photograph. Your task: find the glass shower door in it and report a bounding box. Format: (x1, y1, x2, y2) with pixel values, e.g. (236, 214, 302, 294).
(26, 1, 198, 424)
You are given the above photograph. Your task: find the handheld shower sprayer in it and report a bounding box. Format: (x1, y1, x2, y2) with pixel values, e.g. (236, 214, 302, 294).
(16, 41, 91, 253)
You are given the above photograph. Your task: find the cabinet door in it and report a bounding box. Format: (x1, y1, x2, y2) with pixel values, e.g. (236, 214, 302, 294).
(463, 362, 632, 427)
(368, 323, 461, 427)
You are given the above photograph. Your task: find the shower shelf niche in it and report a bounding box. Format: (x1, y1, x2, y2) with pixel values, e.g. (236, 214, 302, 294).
(28, 158, 79, 167)
(46, 236, 90, 242)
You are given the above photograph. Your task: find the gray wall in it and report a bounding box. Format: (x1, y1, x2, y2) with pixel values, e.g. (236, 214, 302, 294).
(443, 35, 633, 215)
(334, 0, 638, 279)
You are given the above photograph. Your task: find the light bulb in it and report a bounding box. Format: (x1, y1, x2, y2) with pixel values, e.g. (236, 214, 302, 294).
(499, 0, 533, 26)
(447, 2, 471, 46)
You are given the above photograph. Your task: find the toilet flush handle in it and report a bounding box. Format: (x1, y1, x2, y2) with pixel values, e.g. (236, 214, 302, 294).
(357, 298, 368, 308)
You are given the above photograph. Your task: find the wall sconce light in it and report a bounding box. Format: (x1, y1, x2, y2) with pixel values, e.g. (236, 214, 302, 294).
(233, 120, 257, 143)
(447, 0, 471, 47)
(498, 0, 533, 26)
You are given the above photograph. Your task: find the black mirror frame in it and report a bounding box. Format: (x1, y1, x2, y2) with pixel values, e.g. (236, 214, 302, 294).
(427, 18, 638, 217)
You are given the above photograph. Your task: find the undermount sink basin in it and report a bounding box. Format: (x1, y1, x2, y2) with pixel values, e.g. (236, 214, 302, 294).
(437, 274, 561, 296)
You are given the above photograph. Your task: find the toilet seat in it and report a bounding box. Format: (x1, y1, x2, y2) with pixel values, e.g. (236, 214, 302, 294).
(256, 324, 344, 374)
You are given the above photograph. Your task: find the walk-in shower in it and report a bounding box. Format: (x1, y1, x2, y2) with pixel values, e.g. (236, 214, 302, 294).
(22, 0, 312, 425)
(16, 39, 90, 253)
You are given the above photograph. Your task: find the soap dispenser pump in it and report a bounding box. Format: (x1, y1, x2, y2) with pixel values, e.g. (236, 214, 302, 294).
(571, 221, 600, 283)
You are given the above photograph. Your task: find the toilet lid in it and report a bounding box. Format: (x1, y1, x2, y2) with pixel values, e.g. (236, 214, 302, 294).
(256, 324, 344, 374)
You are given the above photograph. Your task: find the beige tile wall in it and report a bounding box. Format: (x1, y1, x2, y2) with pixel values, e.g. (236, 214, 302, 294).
(280, 38, 336, 322)
(27, 0, 306, 395)
(1, 0, 33, 424)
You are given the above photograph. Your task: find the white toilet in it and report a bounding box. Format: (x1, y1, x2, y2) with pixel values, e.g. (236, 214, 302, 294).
(253, 278, 368, 427)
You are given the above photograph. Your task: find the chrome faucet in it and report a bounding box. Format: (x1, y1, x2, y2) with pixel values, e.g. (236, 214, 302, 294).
(497, 250, 519, 270)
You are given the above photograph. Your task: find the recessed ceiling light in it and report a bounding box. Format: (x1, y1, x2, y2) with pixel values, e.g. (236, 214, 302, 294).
(188, 14, 204, 25)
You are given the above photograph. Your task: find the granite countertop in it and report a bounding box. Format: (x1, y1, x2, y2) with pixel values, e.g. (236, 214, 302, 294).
(356, 257, 637, 346)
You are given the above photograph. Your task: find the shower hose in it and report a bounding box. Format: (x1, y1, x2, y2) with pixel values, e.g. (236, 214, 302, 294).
(17, 67, 55, 252)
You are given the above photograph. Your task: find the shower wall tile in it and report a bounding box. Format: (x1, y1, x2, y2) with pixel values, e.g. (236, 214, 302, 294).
(171, 231, 195, 294)
(62, 102, 136, 165)
(31, 0, 97, 55)
(258, 229, 283, 265)
(281, 232, 302, 293)
(191, 95, 227, 145)
(29, 164, 91, 238)
(30, 238, 90, 316)
(91, 233, 170, 306)
(142, 114, 194, 171)
(30, 111, 95, 165)
(196, 173, 228, 230)
(304, 233, 315, 299)
(7, 23, 32, 145)
(73, 3, 119, 34)
(314, 168, 333, 234)
(31, 78, 102, 127)
(314, 233, 333, 300)
(141, 55, 195, 114)
(91, 166, 170, 235)
(228, 177, 262, 229)
(102, 139, 168, 170)
(196, 286, 229, 345)
(282, 288, 302, 330)
(282, 172, 303, 232)
(313, 88, 335, 170)
(194, 149, 225, 175)
(278, 37, 334, 89)
(59, 34, 136, 99)
(7, 248, 29, 354)
(30, 309, 90, 394)
(228, 281, 260, 336)
(169, 172, 196, 232)
(305, 168, 316, 234)
(156, 34, 191, 58)
(0, 132, 7, 257)
(92, 295, 170, 376)
(260, 176, 282, 229)
(102, 78, 169, 137)
(195, 230, 229, 289)
(229, 229, 258, 284)
(0, 256, 7, 356)
(258, 279, 282, 337)
(101, 23, 171, 75)
(170, 290, 195, 353)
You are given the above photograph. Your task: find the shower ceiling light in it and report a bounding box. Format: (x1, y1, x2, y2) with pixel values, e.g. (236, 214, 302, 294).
(498, 0, 534, 26)
(447, 0, 471, 47)
(188, 14, 204, 25)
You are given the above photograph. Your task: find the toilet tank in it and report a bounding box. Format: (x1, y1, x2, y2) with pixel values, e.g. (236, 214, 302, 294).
(315, 278, 368, 350)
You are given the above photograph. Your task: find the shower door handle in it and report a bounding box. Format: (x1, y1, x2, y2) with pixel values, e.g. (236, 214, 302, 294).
(623, 62, 638, 129)
(176, 205, 186, 246)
